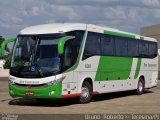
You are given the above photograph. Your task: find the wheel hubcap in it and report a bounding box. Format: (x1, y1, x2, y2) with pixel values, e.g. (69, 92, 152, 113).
(138, 82, 143, 92)
(81, 87, 89, 98)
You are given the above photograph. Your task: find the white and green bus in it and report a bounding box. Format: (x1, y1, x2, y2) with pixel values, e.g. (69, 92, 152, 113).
(9, 23, 158, 103)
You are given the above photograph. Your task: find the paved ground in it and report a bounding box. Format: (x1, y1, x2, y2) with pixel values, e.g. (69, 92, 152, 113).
(0, 77, 160, 114)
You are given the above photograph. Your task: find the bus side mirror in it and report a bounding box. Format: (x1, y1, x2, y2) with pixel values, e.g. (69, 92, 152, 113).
(58, 36, 75, 55)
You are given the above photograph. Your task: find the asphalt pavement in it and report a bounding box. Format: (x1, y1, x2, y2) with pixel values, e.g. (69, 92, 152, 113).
(0, 77, 160, 114)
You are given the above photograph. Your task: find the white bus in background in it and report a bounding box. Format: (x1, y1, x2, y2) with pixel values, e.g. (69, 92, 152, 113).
(9, 23, 158, 104)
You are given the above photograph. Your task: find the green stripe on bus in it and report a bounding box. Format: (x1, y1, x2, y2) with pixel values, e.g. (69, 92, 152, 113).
(134, 58, 142, 79)
(104, 30, 135, 39)
(95, 56, 133, 81)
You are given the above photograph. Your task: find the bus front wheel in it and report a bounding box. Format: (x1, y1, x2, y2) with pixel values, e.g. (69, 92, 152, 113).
(78, 81, 93, 104)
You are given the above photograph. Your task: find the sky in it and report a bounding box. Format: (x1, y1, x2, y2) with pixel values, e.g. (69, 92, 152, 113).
(0, 0, 160, 39)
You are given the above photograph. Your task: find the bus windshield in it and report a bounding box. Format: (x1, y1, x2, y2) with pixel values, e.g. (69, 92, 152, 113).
(10, 35, 63, 78)
(10, 31, 84, 78)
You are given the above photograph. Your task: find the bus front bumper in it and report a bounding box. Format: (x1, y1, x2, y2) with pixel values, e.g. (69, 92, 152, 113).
(9, 82, 62, 99)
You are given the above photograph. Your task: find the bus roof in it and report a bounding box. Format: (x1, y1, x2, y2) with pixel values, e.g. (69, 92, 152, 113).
(19, 23, 86, 35)
(19, 23, 157, 42)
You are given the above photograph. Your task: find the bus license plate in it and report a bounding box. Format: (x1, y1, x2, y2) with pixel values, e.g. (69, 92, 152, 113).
(25, 91, 34, 96)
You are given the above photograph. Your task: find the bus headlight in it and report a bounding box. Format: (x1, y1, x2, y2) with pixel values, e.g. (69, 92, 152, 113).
(47, 80, 57, 86)
(46, 76, 66, 86)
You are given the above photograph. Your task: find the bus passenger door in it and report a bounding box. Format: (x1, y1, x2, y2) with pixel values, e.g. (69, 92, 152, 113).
(80, 31, 102, 93)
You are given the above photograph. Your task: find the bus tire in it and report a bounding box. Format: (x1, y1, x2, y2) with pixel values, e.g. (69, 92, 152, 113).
(78, 81, 93, 104)
(136, 78, 145, 95)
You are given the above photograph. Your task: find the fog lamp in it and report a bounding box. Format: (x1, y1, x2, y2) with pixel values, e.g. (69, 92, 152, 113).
(49, 91, 55, 95)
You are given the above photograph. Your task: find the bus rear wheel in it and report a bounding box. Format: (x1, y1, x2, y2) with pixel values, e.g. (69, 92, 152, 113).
(78, 81, 92, 104)
(136, 78, 145, 95)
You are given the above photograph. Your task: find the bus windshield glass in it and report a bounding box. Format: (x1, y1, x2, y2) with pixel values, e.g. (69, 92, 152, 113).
(10, 35, 63, 78)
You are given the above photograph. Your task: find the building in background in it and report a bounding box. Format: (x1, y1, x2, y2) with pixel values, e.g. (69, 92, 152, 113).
(141, 24, 160, 70)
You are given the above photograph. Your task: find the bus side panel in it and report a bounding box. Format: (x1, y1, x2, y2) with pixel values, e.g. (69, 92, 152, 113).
(139, 57, 158, 88)
(95, 56, 134, 93)
(75, 56, 101, 94)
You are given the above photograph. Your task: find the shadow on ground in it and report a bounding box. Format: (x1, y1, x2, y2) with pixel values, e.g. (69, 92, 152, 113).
(7, 90, 153, 107)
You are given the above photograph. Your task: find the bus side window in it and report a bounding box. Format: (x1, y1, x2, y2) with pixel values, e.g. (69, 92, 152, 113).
(63, 44, 72, 68)
(83, 32, 100, 60)
(148, 42, 157, 58)
(139, 41, 149, 58)
(115, 37, 128, 57)
(63, 40, 74, 69)
(101, 35, 114, 56)
(128, 39, 139, 57)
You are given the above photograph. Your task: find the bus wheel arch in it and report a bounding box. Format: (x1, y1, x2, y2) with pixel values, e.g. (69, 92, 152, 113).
(136, 75, 145, 95)
(83, 78, 93, 88)
(78, 77, 93, 104)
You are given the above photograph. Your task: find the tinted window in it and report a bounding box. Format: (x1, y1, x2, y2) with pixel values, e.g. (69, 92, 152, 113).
(66, 31, 84, 64)
(128, 39, 139, 57)
(101, 35, 114, 56)
(139, 41, 149, 58)
(83, 32, 157, 59)
(148, 42, 157, 58)
(40, 45, 58, 58)
(83, 32, 101, 59)
(115, 37, 128, 56)
(60, 31, 85, 71)
(63, 40, 73, 68)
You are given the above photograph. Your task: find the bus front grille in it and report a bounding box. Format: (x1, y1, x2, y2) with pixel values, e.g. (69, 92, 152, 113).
(14, 83, 48, 89)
